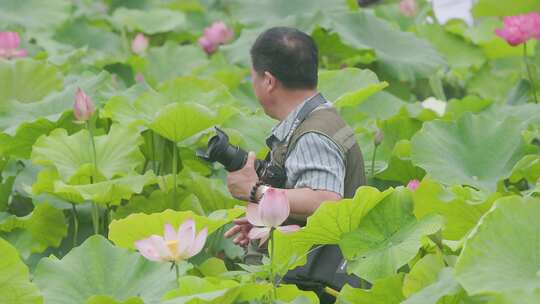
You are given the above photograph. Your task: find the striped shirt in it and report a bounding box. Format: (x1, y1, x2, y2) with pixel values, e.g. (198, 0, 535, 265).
(266, 94, 346, 196)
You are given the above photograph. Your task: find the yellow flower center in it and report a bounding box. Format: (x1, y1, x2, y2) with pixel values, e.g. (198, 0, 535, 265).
(166, 240, 179, 259)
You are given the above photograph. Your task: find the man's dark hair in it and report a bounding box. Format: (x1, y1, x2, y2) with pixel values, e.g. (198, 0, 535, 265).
(250, 27, 318, 90)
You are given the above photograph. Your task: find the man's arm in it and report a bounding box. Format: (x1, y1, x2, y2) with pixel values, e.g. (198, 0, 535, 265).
(227, 133, 345, 218)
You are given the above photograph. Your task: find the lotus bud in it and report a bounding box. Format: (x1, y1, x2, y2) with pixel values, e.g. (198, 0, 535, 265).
(131, 33, 149, 55)
(73, 88, 95, 122)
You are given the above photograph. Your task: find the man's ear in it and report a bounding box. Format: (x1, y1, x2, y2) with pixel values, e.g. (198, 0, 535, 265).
(264, 71, 278, 92)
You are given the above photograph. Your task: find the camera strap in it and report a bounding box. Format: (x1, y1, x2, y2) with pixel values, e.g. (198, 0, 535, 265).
(283, 93, 327, 144)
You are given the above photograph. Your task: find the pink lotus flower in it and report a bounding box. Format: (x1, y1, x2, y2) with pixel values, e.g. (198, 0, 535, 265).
(73, 88, 95, 122)
(135, 220, 208, 263)
(197, 36, 218, 54)
(198, 21, 234, 55)
(407, 179, 420, 191)
(135, 73, 145, 83)
(131, 33, 148, 55)
(246, 188, 300, 244)
(0, 32, 27, 59)
(495, 13, 540, 46)
(399, 0, 418, 17)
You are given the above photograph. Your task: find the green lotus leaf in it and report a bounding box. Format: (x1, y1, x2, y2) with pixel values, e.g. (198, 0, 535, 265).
(0, 203, 67, 254)
(226, 0, 347, 27)
(0, 237, 43, 304)
(112, 190, 204, 220)
(50, 172, 158, 205)
(148, 102, 219, 142)
(472, 0, 540, 17)
(0, 0, 71, 30)
(0, 71, 110, 135)
(86, 295, 143, 304)
(103, 77, 237, 131)
(53, 18, 124, 65)
(0, 59, 62, 104)
(112, 8, 186, 34)
(402, 253, 445, 297)
(337, 274, 405, 304)
(375, 140, 425, 184)
(178, 171, 244, 214)
(158, 76, 238, 108)
(0, 176, 15, 212)
(340, 188, 443, 282)
(293, 187, 393, 246)
(31, 124, 145, 184)
(138, 43, 208, 86)
(161, 276, 241, 304)
(313, 27, 376, 70)
(327, 11, 445, 82)
(108, 208, 243, 249)
(318, 68, 388, 108)
(508, 155, 540, 185)
(416, 24, 485, 70)
(490, 289, 540, 304)
(191, 54, 249, 91)
(455, 196, 540, 295)
(467, 62, 520, 102)
(34, 235, 176, 304)
(402, 268, 461, 304)
(411, 113, 529, 192)
(444, 96, 493, 120)
(412, 177, 497, 240)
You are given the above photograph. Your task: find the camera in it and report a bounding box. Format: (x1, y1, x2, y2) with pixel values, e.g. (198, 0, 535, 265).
(197, 127, 287, 188)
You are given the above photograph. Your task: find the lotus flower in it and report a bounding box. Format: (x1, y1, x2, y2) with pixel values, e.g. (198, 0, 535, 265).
(73, 88, 95, 122)
(135, 72, 145, 83)
(198, 36, 218, 54)
(198, 21, 234, 55)
(0, 32, 27, 59)
(131, 33, 148, 55)
(246, 188, 300, 244)
(495, 13, 540, 46)
(135, 220, 208, 263)
(421, 97, 446, 117)
(399, 0, 418, 17)
(407, 179, 420, 191)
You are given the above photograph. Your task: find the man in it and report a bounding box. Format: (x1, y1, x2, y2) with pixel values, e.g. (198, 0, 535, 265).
(224, 26, 366, 301)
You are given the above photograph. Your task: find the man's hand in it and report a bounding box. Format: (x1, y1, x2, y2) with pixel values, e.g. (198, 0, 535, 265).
(224, 217, 252, 247)
(227, 152, 259, 201)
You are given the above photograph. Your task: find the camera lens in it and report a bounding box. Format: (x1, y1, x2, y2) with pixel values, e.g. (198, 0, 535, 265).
(199, 127, 249, 172)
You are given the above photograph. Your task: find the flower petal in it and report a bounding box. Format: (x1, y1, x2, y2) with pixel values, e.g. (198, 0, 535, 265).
(277, 225, 300, 234)
(246, 203, 264, 226)
(177, 219, 195, 257)
(163, 223, 176, 242)
(185, 227, 208, 259)
(258, 188, 290, 227)
(135, 235, 170, 262)
(248, 227, 271, 241)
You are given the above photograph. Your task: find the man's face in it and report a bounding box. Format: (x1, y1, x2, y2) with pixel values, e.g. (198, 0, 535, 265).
(251, 67, 274, 116)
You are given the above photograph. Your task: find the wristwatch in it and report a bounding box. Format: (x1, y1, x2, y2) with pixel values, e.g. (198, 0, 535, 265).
(249, 182, 269, 203)
(256, 185, 269, 202)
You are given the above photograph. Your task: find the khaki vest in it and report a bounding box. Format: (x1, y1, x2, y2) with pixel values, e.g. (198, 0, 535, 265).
(271, 107, 366, 199)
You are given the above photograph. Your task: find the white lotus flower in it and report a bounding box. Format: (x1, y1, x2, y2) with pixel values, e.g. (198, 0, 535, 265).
(421, 97, 446, 117)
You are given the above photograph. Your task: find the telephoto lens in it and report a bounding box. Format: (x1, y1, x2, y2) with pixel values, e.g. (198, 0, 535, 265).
(196, 127, 250, 172)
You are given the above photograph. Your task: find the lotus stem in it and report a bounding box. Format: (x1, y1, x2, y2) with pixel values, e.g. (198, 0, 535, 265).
(371, 145, 378, 178)
(86, 121, 100, 235)
(324, 286, 340, 298)
(71, 203, 79, 247)
(174, 262, 180, 288)
(172, 142, 178, 204)
(270, 228, 277, 300)
(524, 43, 538, 104)
(151, 132, 157, 174)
